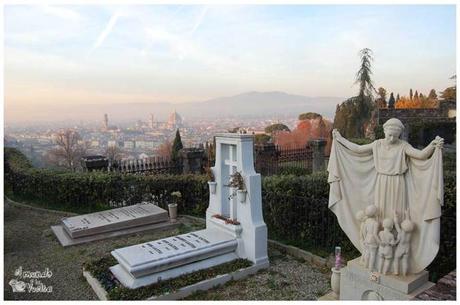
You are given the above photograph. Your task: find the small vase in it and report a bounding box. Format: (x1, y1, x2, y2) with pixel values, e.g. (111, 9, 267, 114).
(168, 203, 178, 222)
(331, 267, 341, 299)
(237, 190, 247, 203)
(208, 181, 217, 194)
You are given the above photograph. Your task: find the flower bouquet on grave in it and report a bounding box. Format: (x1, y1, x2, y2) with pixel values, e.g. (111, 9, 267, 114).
(206, 167, 217, 194)
(225, 171, 247, 203)
(212, 214, 240, 225)
(168, 191, 181, 222)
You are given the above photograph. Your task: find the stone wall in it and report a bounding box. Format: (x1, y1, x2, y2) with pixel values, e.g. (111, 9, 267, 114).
(378, 101, 456, 147)
(378, 100, 456, 124)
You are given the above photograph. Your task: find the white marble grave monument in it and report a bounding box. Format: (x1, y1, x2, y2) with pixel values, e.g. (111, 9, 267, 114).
(52, 203, 172, 246)
(110, 133, 269, 289)
(327, 118, 444, 300)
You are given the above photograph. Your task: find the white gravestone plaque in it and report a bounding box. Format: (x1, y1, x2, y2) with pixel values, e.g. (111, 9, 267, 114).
(62, 204, 168, 238)
(112, 229, 237, 278)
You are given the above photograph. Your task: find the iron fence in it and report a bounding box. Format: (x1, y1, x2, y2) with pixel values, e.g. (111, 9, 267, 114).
(110, 157, 182, 175)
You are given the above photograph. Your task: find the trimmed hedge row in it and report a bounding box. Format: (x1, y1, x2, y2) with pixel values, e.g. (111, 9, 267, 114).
(5, 148, 208, 216)
(4, 147, 456, 280)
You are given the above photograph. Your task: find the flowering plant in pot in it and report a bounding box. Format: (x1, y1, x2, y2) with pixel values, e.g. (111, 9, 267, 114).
(168, 191, 181, 222)
(225, 171, 247, 203)
(206, 167, 217, 194)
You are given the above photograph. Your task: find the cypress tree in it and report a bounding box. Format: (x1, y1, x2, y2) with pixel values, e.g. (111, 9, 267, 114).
(388, 92, 396, 109)
(409, 89, 413, 100)
(428, 89, 437, 100)
(171, 129, 183, 162)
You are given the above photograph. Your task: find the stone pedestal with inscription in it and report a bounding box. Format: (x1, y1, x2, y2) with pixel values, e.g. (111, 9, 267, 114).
(339, 258, 434, 300)
(52, 203, 174, 246)
(110, 133, 269, 289)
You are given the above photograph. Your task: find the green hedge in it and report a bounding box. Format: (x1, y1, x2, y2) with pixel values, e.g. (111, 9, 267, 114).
(4, 147, 456, 280)
(408, 121, 456, 148)
(4, 148, 208, 216)
(262, 173, 358, 259)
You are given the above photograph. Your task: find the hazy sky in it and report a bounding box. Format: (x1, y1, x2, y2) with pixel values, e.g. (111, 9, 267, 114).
(4, 4, 456, 122)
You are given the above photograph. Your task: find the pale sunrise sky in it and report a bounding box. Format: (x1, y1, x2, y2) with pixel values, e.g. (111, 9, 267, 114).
(4, 4, 456, 122)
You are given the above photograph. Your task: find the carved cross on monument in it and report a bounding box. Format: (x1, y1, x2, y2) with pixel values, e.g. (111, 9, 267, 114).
(224, 144, 238, 220)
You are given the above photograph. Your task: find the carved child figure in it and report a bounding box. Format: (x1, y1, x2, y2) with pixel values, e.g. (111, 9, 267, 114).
(393, 210, 415, 276)
(363, 205, 380, 271)
(355, 210, 367, 265)
(378, 218, 397, 275)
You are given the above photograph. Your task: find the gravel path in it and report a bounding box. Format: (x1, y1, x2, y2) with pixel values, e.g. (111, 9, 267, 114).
(4, 199, 330, 300)
(185, 249, 330, 300)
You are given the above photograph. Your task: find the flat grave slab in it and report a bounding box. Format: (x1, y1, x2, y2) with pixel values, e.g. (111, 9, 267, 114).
(110, 228, 238, 288)
(52, 203, 173, 247)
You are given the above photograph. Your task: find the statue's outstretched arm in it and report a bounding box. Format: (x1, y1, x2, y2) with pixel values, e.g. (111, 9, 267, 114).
(332, 129, 373, 153)
(405, 136, 443, 160)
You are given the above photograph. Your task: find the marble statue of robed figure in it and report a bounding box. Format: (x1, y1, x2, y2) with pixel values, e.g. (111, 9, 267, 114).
(328, 118, 444, 275)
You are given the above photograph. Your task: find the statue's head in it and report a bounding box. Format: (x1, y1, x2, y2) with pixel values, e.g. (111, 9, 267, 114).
(382, 218, 394, 229)
(383, 118, 404, 144)
(401, 219, 415, 232)
(365, 205, 378, 217)
(355, 210, 365, 221)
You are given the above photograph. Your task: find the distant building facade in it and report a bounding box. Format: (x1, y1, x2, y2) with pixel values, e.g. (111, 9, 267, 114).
(167, 110, 183, 129)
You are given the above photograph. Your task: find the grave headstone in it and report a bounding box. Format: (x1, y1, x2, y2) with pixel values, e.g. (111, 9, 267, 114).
(110, 133, 269, 289)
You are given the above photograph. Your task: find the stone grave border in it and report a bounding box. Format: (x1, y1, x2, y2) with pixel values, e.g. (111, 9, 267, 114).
(83, 262, 267, 300)
(51, 220, 179, 247)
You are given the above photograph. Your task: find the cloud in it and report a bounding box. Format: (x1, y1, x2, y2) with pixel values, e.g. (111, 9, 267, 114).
(190, 6, 208, 35)
(89, 10, 121, 55)
(41, 5, 81, 21)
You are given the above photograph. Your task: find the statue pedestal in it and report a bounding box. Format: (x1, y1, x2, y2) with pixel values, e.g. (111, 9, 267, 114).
(340, 257, 434, 300)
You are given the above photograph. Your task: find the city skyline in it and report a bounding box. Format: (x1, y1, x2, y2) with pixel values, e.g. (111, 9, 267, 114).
(5, 4, 456, 123)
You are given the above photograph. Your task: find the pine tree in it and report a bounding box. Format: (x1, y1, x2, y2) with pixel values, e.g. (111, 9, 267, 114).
(396, 93, 400, 101)
(388, 92, 396, 109)
(414, 90, 419, 101)
(355, 48, 376, 99)
(333, 48, 376, 138)
(171, 129, 183, 162)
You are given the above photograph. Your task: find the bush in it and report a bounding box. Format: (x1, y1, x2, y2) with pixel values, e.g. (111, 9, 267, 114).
(277, 166, 312, 176)
(408, 121, 456, 148)
(262, 173, 358, 259)
(443, 152, 456, 172)
(298, 112, 322, 120)
(264, 123, 290, 134)
(5, 148, 208, 216)
(349, 138, 373, 145)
